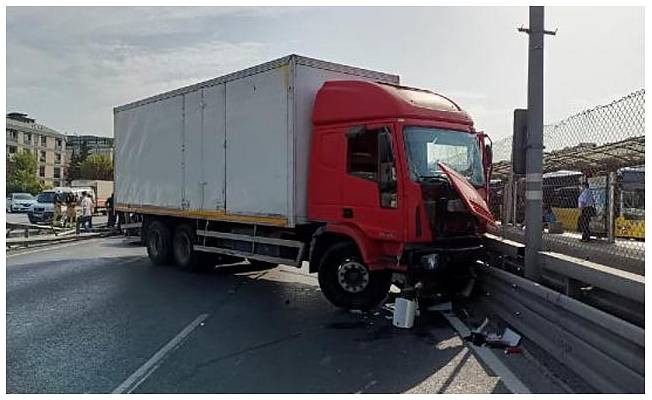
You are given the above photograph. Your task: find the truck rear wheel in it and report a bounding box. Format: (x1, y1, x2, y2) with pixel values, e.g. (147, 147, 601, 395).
(146, 220, 173, 265)
(317, 242, 391, 310)
(172, 224, 216, 272)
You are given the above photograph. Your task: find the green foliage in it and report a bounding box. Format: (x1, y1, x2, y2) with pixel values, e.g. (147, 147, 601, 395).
(67, 142, 90, 182)
(6, 151, 44, 195)
(80, 154, 113, 180)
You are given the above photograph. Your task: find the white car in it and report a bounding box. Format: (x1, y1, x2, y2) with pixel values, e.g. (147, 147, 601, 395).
(28, 187, 96, 224)
(6, 193, 36, 213)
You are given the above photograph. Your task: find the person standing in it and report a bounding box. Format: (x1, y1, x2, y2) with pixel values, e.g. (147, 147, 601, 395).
(65, 192, 77, 228)
(80, 192, 94, 232)
(577, 182, 596, 242)
(52, 191, 64, 227)
(106, 193, 115, 228)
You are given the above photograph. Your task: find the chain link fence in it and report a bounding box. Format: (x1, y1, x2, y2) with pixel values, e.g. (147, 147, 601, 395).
(490, 89, 645, 274)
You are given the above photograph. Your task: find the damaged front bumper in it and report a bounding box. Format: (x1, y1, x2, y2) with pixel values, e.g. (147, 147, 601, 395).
(404, 240, 483, 273)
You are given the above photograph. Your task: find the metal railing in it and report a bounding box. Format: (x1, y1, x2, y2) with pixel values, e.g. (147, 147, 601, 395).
(490, 90, 645, 273)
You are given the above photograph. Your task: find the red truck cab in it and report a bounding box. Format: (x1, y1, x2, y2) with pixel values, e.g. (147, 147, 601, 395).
(307, 81, 493, 306)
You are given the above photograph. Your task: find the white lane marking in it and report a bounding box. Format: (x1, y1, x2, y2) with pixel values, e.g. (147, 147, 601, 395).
(355, 380, 378, 394)
(442, 312, 531, 394)
(6, 238, 106, 258)
(112, 313, 209, 394)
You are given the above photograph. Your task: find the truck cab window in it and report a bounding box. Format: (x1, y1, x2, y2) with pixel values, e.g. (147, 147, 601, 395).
(346, 126, 398, 209)
(347, 127, 378, 181)
(378, 128, 398, 209)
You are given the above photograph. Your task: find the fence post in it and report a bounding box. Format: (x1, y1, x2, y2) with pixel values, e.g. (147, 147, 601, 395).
(503, 174, 513, 226)
(607, 171, 616, 243)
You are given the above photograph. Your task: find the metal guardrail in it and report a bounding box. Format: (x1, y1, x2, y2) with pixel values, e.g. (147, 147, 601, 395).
(476, 264, 644, 393)
(483, 234, 644, 324)
(487, 225, 644, 275)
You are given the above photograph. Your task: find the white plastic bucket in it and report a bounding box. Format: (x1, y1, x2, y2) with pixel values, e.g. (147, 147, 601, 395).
(393, 298, 417, 329)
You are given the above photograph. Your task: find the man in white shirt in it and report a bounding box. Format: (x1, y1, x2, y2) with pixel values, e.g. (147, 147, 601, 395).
(80, 192, 94, 232)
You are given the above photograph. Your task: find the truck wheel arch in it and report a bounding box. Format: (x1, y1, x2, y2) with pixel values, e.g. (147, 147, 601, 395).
(309, 224, 375, 273)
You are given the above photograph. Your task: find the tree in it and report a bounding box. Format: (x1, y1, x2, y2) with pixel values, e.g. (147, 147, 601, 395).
(6, 151, 45, 195)
(67, 142, 90, 182)
(80, 154, 114, 180)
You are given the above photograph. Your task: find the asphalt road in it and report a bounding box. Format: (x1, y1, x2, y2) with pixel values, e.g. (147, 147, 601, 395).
(6, 237, 569, 394)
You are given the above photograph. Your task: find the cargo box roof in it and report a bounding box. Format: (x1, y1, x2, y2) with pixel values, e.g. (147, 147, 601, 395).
(114, 54, 399, 113)
(312, 80, 474, 128)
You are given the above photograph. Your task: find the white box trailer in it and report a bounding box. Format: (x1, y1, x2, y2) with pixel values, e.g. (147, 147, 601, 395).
(114, 55, 399, 227)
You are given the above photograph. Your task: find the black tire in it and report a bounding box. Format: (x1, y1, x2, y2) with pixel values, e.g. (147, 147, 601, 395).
(247, 259, 278, 270)
(146, 220, 173, 265)
(172, 224, 215, 272)
(317, 242, 391, 310)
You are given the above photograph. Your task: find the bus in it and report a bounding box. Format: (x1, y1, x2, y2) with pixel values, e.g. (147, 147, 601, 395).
(541, 168, 644, 240)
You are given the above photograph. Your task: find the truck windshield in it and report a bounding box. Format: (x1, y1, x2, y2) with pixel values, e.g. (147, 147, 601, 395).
(403, 126, 485, 186)
(37, 192, 55, 203)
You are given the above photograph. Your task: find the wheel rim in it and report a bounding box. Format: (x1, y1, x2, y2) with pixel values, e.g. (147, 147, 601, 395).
(175, 232, 192, 264)
(337, 260, 370, 293)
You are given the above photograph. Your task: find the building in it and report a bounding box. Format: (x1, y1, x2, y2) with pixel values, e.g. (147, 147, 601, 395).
(6, 113, 67, 187)
(66, 134, 114, 161)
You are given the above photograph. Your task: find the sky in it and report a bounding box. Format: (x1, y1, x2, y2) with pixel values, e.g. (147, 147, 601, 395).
(6, 6, 645, 140)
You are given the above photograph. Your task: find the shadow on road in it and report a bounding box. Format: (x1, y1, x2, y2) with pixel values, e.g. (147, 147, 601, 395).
(7, 251, 503, 394)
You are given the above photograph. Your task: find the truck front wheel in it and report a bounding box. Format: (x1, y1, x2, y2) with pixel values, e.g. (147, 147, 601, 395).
(146, 220, 173, 265)
(318, 242, 391, 310)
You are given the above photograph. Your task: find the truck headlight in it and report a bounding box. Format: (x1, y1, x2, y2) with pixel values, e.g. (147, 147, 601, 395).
(421, 253, 440, 271)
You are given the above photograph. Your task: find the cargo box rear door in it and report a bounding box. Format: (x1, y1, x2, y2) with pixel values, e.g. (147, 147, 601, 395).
(115, 95, 184, 209)
(183, 85, 226, 211)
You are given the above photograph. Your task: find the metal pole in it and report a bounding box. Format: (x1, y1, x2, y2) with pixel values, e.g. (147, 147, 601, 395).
(524, 6, 545, 281)
(607, 171, 616, 243)
(503, 174, 513, 226)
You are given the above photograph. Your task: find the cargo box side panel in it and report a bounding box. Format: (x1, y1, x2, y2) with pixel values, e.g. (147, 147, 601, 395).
(201, 84, 227, 211)
(182, 85, 227, 212)
(225, 66, 289, 219)
(292, 63, 399, 223)
(115, 96, 184, 209)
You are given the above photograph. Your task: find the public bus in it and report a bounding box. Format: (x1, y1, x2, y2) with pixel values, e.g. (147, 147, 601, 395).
(541, 168, 644, 240)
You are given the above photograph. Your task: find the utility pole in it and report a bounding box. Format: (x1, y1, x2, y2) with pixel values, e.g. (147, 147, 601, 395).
(518, 7, 556, 281)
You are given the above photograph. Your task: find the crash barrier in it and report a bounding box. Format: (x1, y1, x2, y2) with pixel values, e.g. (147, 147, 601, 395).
(491, 89, 645, 266)
(488, 224, 644, 275)
(483, 234, 644, 327)
(476, 264, 644, 394)
(6, 232, 106, 248)
(6, 222, 64, 238)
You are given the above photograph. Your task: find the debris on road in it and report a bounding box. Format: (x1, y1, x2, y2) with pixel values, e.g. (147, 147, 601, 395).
(393, 297, 418, 329)
(427, 301, 453, 313)
(463, 318, 522, 349)
(504, 346, 522, 355)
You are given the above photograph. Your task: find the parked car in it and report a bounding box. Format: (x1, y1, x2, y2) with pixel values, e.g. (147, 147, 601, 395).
(6, 193, 36, 213)
(29, 187, 97, 224)
(28, 190, 58, 224)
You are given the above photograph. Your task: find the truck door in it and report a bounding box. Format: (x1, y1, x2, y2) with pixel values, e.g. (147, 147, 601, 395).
(340, 125, 403, 242)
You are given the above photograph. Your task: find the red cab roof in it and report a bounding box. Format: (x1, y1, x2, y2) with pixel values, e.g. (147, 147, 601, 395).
(313, 80, 474, 127)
